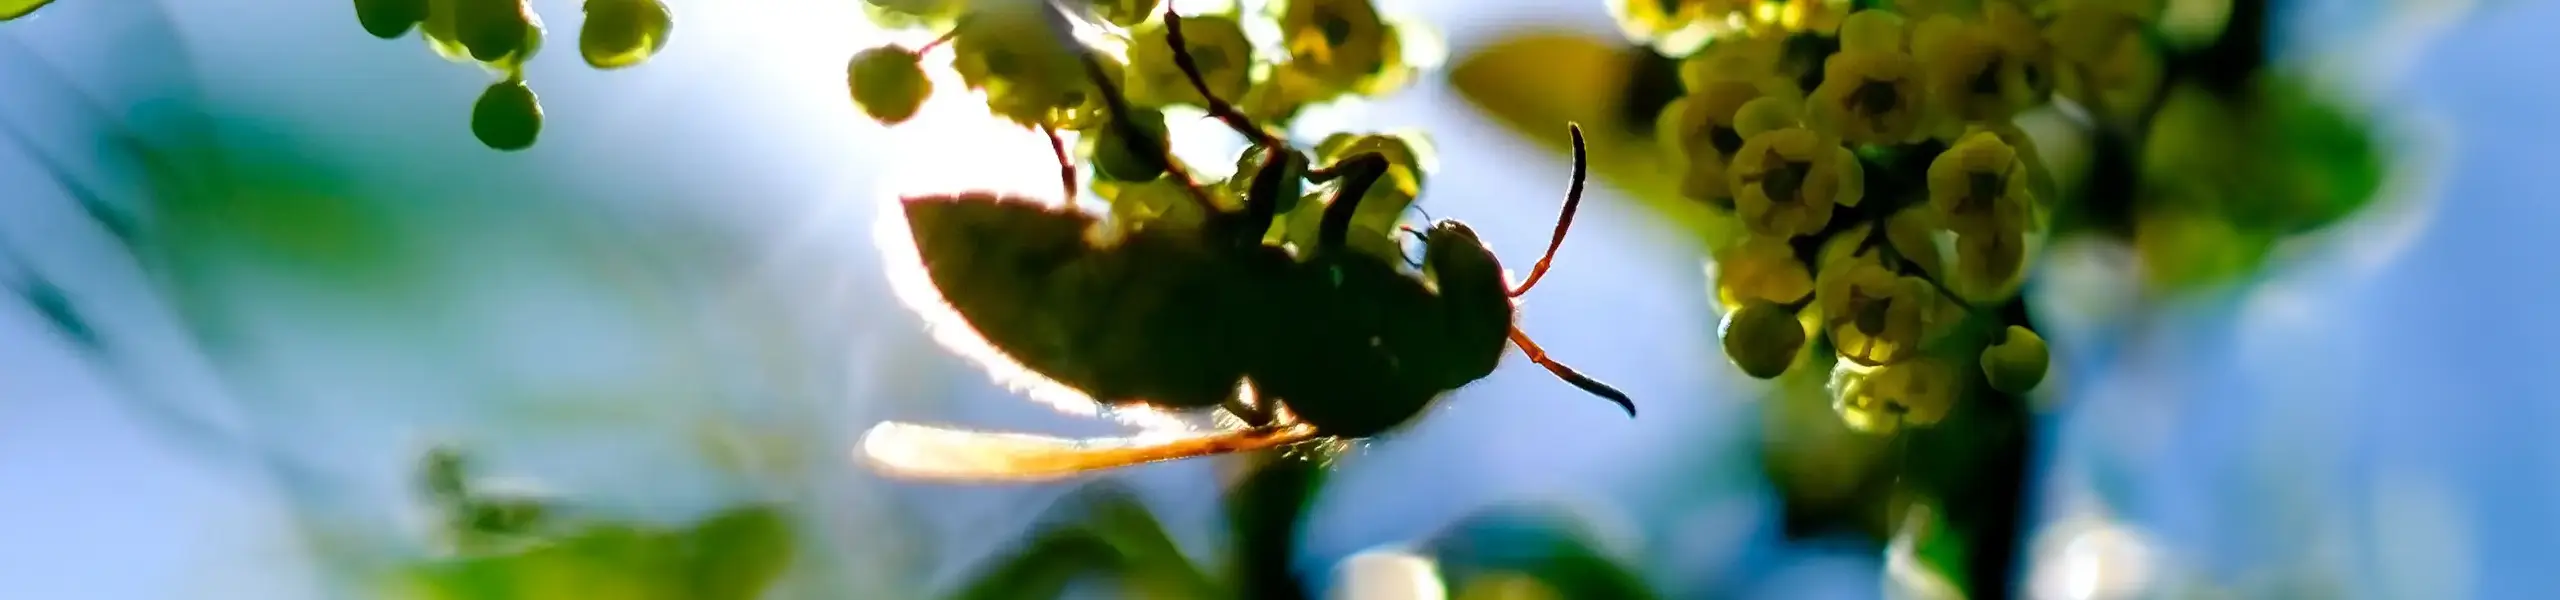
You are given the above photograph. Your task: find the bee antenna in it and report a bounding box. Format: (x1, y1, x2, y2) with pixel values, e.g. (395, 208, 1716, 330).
(1395, 225, 1427, 269)
(1041, 124, 1076, 204)
(1161, 6, 1281, 149)
(1406, 203, 1437, 225)
(1507, 327, 1634, 417)
(1508, 123, 1589, 298)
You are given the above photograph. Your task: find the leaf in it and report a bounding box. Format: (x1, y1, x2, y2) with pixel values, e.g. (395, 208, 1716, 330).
(1, 0, 53, 21)
(1423, 505, 1656, 599)
(954, 484, 1223, 600)
(13, 276, 99, 351)
(2250, 74, 2387, 235)
(1446, 30, 1740, 249)
(949, 528, 1123, 600)
(684, 505, 799, 600)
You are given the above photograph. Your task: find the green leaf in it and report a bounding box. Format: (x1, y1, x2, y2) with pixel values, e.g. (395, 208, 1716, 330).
(953, 485, 1221, 600)
(684, 505, 799, 600)
(1426, 505, 1656, 599)
(2251, 74, 2387, 235)
(2, 0, 54, 21)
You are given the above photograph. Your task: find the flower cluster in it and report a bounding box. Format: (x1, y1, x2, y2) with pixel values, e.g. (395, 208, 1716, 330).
(849, 0, 1442, 261)
(1635, 0, 2171, 433)
(349, 0, 676, 150)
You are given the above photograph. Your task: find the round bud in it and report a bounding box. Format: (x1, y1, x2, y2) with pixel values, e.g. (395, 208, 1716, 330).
(354, 0, 429, 39)
(1980, 325, 2049, 394)
(1720, 300, 1805, 379)
(579, 0, 673, 70)
(848, 45, 932, 126)
(456, 0, 536, 63)
(471, 79, 543, 151)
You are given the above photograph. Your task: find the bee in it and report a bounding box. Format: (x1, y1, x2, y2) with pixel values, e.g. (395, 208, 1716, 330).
(860, 4, 1632, 482)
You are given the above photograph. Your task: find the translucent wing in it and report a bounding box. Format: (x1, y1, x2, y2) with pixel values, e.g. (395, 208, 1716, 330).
(858, 421, 1320, 482)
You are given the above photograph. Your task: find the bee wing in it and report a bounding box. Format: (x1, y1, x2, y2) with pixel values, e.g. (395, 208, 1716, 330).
(858, 421, 1320, 482)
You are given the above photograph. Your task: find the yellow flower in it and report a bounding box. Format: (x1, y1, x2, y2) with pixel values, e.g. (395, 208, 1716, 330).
(1714, 235, 1815, 306)
(1611, 0, 1749, 55)
(2045, 1, 2162, 118)
(1949, 228, 2029, 302)
(1911, 3, 2053, 122)
(1832, 358, 1959, 434)
(1926, 129, 2033, 238)
(1884, 205, 1946, 279)
(1816, 256, 1931, 366)
(949, 4, 1113, 129)
(1728, 124, 1863, 237)
(1808, 49, 1928, 145)
(1274, 0, 1403, 97)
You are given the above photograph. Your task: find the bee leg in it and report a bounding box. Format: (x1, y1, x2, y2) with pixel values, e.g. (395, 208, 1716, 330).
(1162, 7, 1279, 148)
(1307, 152, 1393, 255)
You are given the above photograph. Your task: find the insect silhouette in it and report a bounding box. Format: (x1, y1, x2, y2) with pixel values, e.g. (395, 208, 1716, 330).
(860, 4, 1632, 482)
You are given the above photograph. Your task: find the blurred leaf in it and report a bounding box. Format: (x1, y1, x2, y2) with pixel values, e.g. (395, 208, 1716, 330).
(2251, 74, 2387, 235)
(395, 505, 798, 600)
(956, 484, 1221, 600)
(13, 276, 99, 351)
(684, 505, 799, 600)
(951, 528, 1123, 600)
(2132, 73, 2386, 291)
(1424, 505, 1655, 599)
(1, 0, 52, 21)
(126, 124, 425, 289)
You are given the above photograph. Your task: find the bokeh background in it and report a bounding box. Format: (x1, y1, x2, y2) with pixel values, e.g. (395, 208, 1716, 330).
(0, 0, 2545, 598)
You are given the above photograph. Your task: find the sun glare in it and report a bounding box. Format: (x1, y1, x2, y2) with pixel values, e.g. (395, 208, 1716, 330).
(863, 36, 1207, 434)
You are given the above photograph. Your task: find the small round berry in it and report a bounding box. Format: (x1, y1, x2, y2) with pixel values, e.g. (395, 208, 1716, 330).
(1722, 300, 1807, 380)
(579, 0, 672, 70)
(1981, 325, 2049, 394)
(848, 45, 932, 126)
(355, 0, 430, 39)
(456, 0, 536, 63)
(471, 78, 543, 151)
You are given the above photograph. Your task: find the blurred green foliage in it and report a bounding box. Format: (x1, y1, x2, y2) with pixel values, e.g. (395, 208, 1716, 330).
(393, 447, 797, 600)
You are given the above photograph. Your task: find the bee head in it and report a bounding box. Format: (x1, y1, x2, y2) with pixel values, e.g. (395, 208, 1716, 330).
(1419, 220, 1503, 285)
